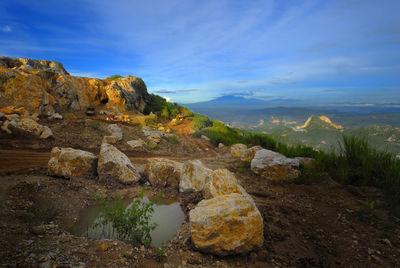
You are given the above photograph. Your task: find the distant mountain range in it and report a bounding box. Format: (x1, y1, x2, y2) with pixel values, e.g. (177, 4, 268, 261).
(184, 95, 400, 127)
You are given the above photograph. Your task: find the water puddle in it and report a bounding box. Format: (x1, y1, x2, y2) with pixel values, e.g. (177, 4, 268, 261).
(69, 196, 185, 247)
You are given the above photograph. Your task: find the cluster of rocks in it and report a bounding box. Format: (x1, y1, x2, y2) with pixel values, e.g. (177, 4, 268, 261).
(144, 158, 264, 256)
(48, 143, 140, 184)
(230, 143, 311, 181)
(0, 107, 53, 139)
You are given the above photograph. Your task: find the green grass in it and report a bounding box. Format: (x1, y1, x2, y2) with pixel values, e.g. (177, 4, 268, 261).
(107, 74, 123, 80)
(194, 116, 400, 216)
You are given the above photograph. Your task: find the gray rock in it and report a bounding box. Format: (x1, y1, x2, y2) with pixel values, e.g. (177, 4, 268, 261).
(251, 149, 300, 181)
(98, 143, 140, 184)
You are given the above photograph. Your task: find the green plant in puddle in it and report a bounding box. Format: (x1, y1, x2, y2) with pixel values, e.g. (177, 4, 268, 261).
(94, 191, 157, 247)
(155, 241, 166, 263)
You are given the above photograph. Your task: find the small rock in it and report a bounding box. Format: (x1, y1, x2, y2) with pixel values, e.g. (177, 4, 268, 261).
(106, 124, 123, 141)
(380, 238, 392, 248)
(99, 243, 108, 251)
(201, 135, 210, 141)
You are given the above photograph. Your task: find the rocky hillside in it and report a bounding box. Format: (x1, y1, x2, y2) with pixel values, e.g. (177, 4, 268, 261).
(299, 115, 343, 130)
(0, 56, 150, 117)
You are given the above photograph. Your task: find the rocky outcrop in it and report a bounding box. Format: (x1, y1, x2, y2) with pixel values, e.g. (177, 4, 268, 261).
(4, 117, 53, 139)
(241, 145, 263, 162)
(179, 160, 212, 192)
(189, 193, 264, 256)
(0, 57, 150, 117)
(251, 149, 300, 181)
(230, 144, 247, 158)
(127, 139, 146, 150)
(0, 56, 69, 75)
(145, 158, 183, 188)
(48, 147, 97, 179)
(97, 143, 140, 184)
(203, 169, 248, 199)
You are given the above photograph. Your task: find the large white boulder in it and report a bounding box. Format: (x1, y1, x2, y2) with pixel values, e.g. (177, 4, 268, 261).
(145, 158, 183, 188)
(97, 143, 140, 184)
(179, 160, 212, 192)
(203, 168, 248, 199)
(48, 147, 97, 179)
(250, 149, 300, 181)
(189, 193, 264, 256)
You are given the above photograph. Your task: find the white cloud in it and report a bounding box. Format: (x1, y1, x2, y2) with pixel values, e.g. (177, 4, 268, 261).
(1, 25, 12, 32)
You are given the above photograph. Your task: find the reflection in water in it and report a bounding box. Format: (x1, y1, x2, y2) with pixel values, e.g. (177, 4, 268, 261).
(70, 196, 185, 247)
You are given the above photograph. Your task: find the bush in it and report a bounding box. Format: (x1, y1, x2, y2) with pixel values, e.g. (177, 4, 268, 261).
(107, 74, 123, 80)
(144, 94, 191, 118)
(95, 192, 157, 247)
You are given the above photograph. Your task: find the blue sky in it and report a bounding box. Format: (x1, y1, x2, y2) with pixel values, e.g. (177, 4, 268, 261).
(0, 0, 399, 104)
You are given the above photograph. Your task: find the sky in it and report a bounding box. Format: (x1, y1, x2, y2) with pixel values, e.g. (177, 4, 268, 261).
(0, 0, 399, 104)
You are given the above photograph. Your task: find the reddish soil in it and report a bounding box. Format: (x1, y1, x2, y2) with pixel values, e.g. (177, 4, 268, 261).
(0, 116, 399, 267)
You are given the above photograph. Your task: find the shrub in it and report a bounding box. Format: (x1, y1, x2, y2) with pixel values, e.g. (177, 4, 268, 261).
(144, 94, 190, 118)
(107, 74, 123, 80)
(162, 134, 179, 144)
(155, 242, 166, 262)
(95, 192, 157, 247)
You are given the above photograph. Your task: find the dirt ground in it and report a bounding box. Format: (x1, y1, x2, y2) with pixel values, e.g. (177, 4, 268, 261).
(0, 115, 399, 267)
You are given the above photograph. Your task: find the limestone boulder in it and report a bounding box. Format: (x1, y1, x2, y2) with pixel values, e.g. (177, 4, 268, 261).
(98, 143, 140, 184)
(241, 146, 263, 162)
(106, 124, 123, 141)
(251, 149, 300, 181)
(189, 193, 264, 256)
(203, 169, 248, 199)
(179, 160, 212, 192)
(48, 147, 97, 179)
(7, 118, 53, 139)
(127, 139, 146, 150)
(230, 144, 247, 158)
(145, 158, 183, 188)
(218, 143, 225, 149)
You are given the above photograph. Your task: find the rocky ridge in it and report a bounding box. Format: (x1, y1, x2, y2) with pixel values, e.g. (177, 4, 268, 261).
(0, 56, 150, 117)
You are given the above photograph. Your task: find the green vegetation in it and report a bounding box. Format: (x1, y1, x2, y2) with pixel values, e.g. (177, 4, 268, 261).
(107, 74, 123, 80)
(155, 242, 166, 263)
(194, 114, 400, 216)
(188, 113, 213, 130)
(144, 117, 157, 128)
(144, 94, 193, 118)
(162, 134, 179, 144)
(95, 192, 157, 247)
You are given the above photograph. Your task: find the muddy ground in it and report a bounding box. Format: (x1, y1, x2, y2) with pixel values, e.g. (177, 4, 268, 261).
(0, 115, 399, 267)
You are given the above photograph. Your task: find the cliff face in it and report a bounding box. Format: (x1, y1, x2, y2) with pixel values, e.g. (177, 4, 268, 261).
(0, 57, 150, 116)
